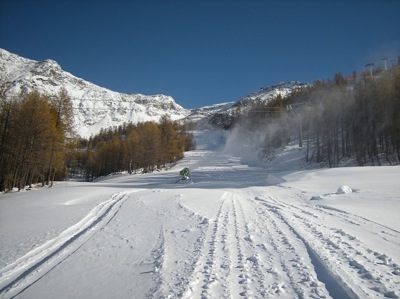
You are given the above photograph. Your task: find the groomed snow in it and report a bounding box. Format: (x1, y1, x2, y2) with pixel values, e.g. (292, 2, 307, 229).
(1, 130, 399, 299)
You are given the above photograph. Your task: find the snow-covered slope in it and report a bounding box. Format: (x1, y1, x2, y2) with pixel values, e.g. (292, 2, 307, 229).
(185, 102, 235, 129)
(0, 48, 190, 138)
(0, 130, 399, 299)
(0, 48, 309, 136)
(185, 81, 310, 129)
(234, 81, 309, 108)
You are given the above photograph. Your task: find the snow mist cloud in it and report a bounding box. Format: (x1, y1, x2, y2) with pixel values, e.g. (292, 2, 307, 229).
(223, 115, 287, 165)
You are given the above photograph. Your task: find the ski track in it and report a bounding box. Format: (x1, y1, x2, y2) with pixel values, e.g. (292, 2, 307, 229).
(245, 193, 330, 299)
(253, 188, 400, 299)
(0, 190, 136, 299)
(180, 187, 400, 299)
(132, 191, 209, 299)
(182, 191, 331, 299)
(2, 185, 398, 299)
(145, 227, 166, 299)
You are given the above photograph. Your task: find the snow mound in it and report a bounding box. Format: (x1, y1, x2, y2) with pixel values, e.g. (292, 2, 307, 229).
(336, 185, 353, 194)
(310, 195, 325, 201)
(310, 186, 353, 200)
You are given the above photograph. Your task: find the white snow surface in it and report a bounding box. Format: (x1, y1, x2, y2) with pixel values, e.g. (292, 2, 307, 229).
(1, 130, 399, 299)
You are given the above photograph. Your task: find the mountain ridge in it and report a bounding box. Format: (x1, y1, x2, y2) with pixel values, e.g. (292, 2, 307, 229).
(0, 48, 308, 137)
(0, 48, 189, 138)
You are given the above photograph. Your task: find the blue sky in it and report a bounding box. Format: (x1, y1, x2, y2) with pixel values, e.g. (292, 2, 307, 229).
(1, 0, 399, 108)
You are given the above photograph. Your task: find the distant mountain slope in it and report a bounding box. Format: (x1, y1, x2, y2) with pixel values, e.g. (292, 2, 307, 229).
(184, 102, 236, 129)
(0, 48, 189, 138)
(185, 81, 310, 129)
(234, 81, 309, 108)
(0, 48, 309, 135)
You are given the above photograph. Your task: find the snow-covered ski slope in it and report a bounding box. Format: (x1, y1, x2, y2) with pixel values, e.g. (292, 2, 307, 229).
(0, 130, 399, 299)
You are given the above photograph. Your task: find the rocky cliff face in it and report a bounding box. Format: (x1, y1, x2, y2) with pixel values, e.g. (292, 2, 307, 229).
(0, 48, 190, 138)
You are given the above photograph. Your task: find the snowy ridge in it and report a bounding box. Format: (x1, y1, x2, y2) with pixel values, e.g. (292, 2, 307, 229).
(186, 102, 235, 122)
(186, 81, 310, 129)
(233, 81, 309, 109)
(1, 49, 309, 135)
(185, 101, 235, 129)
(0, 48, 189, 138)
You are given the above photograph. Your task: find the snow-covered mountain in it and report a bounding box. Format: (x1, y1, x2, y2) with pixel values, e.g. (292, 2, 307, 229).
(0, 48, 190, 138)
(0, 48, 309, 135)
(233, 81, 309, 108)
(185, 102, 236, 129)
(186, 81, 310, 129)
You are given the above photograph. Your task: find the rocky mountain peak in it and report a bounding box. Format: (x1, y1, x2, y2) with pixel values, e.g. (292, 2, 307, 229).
(1, 48, 310, 135)
(0, 48, 189, 138)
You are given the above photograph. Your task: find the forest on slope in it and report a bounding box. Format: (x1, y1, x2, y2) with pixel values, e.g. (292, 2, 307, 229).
(69, 116, 195, 181)
(0, 88, 194, 192)
(0, 89, 73, 192)
(231, 66, 400, 167)
(1, 65, 399, 192)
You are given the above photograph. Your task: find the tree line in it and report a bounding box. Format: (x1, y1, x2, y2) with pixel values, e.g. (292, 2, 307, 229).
(1, 66, 397, 191)
(233, 66, 400, 167)
(0, 88, 74, 192)
(0, 90, 195, 192)
(68, 116, 195, 181)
